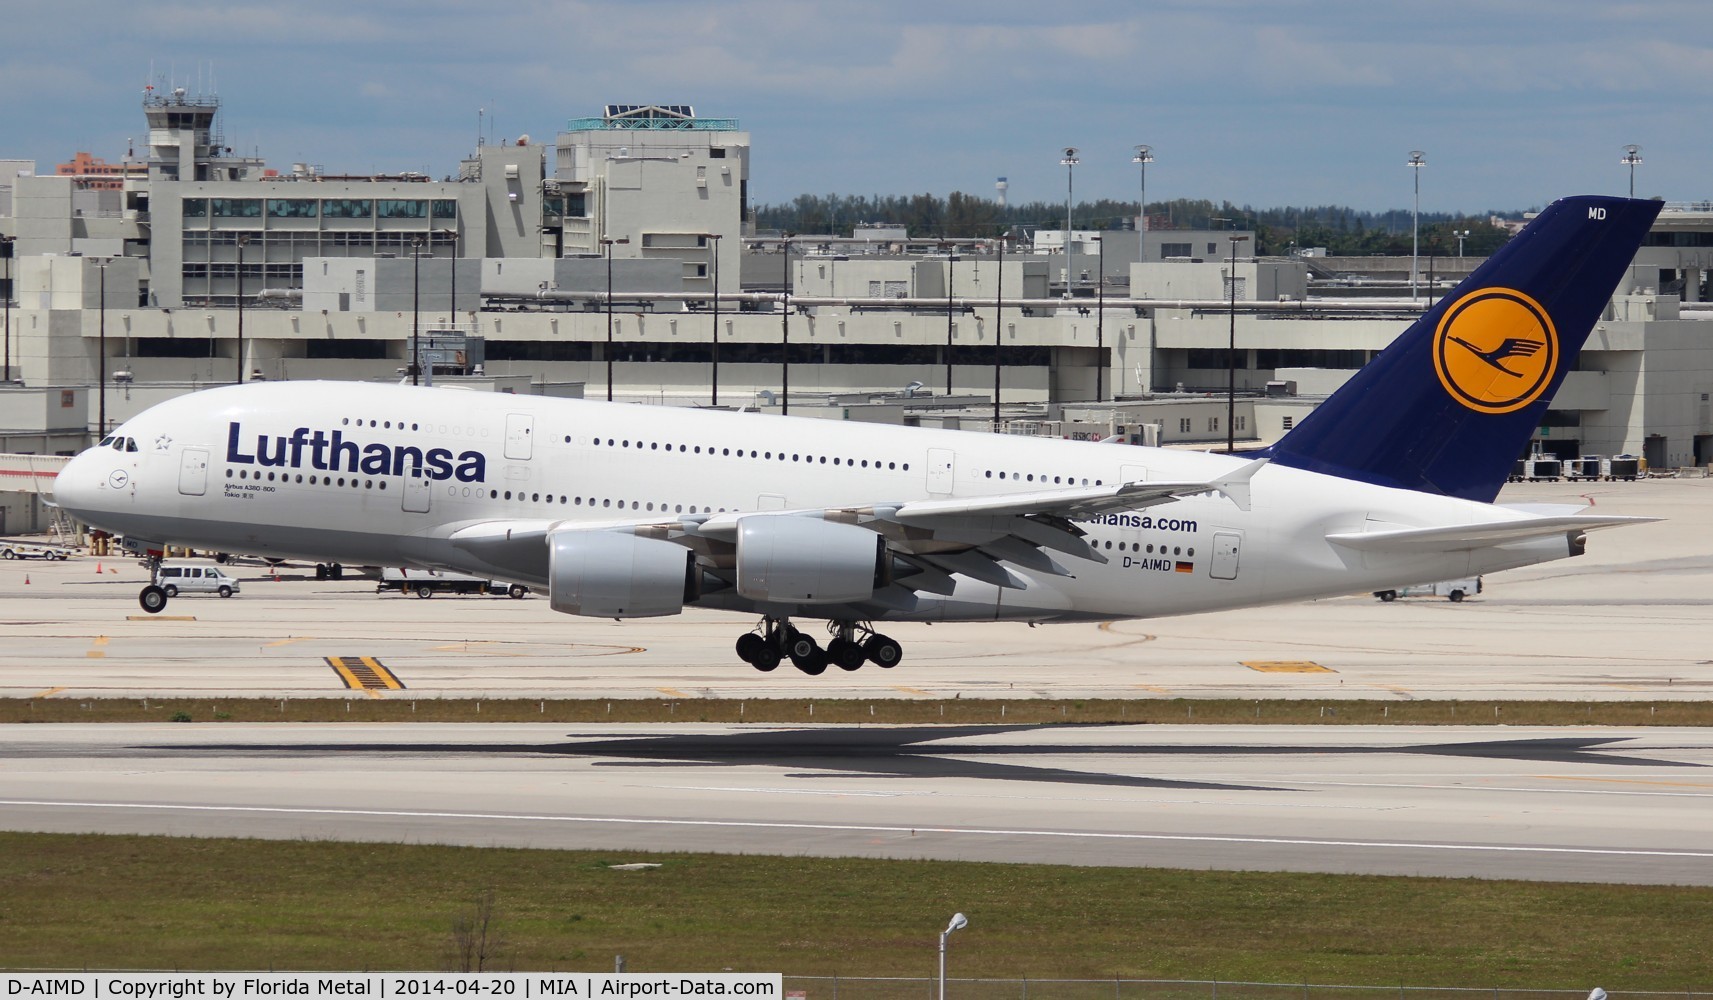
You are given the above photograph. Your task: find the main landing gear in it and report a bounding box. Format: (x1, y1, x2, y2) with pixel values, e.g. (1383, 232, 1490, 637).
(734, 619, 904, 675)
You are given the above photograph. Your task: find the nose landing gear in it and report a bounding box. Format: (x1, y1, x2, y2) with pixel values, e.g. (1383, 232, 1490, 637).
(734, 619, 903, 674)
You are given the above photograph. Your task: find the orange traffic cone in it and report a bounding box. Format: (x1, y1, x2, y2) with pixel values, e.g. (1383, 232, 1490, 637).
(96, 562, 103, 574)
(24, 574, 29, 585)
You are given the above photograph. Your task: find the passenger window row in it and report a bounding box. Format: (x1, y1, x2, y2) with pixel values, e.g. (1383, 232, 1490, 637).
(227, 468, 388, 491)
(569, 435, 910, 472)
(472, 487, 725, 515)
(984, 469, 1102, 486)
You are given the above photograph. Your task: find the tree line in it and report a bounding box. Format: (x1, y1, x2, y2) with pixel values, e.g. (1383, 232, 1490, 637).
(751, 193, 1525, 257)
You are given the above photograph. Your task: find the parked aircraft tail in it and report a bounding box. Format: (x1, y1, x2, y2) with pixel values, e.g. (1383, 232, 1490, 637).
(1264, 195, 1662, 502)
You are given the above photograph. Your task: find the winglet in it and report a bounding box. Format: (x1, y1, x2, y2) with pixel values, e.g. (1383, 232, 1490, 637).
(1210, 457, 1267, 512)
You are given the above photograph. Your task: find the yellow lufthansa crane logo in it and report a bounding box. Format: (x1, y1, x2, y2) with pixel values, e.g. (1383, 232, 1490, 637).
(1432, 287, 1558, 414)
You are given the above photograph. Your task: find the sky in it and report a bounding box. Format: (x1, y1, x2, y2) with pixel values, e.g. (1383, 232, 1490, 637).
(5, 0, 1710, 215)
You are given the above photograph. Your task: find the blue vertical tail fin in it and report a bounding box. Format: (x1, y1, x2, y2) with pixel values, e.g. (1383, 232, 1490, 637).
(1263, 195, 1661, 502)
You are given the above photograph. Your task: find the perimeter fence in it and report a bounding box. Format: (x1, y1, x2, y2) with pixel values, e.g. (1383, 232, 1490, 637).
(781, 981, 1710, 1000)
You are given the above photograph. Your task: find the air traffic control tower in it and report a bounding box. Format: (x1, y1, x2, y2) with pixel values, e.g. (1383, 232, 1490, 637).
(142, 87, 264, 184)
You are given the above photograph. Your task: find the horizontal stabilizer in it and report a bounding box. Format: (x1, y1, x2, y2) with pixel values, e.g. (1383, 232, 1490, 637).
(1326, 514, 1656, 553)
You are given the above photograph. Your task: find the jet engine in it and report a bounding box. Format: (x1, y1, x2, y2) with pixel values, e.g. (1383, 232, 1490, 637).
(735, 517, 888, 604)
(548, 531, 698, 618)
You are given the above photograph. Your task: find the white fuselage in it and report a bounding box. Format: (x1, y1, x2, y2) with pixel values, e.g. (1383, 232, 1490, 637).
(55, 382, 1574, 624)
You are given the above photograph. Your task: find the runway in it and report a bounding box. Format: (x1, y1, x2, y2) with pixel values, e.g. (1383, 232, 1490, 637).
(4, 479, 1712, 886)
(3, 722, 1711, 885)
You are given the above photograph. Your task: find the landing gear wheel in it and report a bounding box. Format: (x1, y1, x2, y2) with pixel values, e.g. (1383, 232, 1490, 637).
(792, 648, 829, 675)
(330, 563, 344, 580)
(138, 585, 168, 614)
(785, 628, 819, 662)
(828, 637, 867, 671)
(163, 584, 180, 598)
(750, 646, 782, 672)
(735, 633, 766, 664)
(315, 564, 329, 581)
(863, 634, 903, 668)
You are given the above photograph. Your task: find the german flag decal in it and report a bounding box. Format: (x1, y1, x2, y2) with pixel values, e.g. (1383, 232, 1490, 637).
(1174, 561, 1194, 573)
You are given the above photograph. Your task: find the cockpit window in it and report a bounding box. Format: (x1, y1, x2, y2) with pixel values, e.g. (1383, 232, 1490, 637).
(98, 436, 115, 448)
(125, 438, 139, 452)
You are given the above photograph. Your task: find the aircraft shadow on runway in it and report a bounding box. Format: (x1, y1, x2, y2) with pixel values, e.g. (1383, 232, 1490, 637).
(121, 726, 1708, 792)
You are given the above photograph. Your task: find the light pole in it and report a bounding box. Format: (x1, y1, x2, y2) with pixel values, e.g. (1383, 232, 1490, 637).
(2, 235, 14, 384)
(1454, 228, 1470, 257)
(1060, 147, 1079, 294)
(97, 258, 108, 434)
(1622, 144, 1643, 198)
(410, 236, 423, 386)
(444, 228, 458, 335)
(993, 232, 1005, 429)
(1093, 234, 1105, 402)
(942, 240, 957, 397)
(1132, 144, 1153, 232)
(1227, 234, 1249, 454)
(601, 235, 629, 402)
(937, 912, 967, 1000)
(1408, 150, 1426, 300)
(708, 232, 722, 405)
(234, 234, 250, 384)
(780, 233, 793, 415)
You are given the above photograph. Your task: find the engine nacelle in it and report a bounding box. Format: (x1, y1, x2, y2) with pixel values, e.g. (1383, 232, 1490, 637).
(549, 531, 697, 618)
(736, 516, 887, 604)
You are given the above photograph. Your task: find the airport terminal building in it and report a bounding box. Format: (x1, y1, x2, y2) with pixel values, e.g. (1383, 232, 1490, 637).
(4, 93, 1713, 476)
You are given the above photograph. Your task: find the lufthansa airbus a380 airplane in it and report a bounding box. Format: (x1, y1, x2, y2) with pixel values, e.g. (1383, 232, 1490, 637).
(54, 196, 1661, 674)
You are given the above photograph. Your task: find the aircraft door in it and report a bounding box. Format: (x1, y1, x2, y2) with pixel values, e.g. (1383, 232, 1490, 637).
(1120, 464, 1149, 484)
(926, 448, 956, 496)
(504, 413, 534, 460)
(402, 458, 432, 513)
(177, 448, 209, 497)
(1210, 531, 1241, 580)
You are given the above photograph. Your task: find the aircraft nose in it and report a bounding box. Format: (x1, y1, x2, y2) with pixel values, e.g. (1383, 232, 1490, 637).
(52, 448, 107, 520)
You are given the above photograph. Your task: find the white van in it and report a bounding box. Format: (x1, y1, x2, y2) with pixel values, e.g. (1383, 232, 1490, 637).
(1374, 577, 1481, 603)
(154, 560, 241, 599)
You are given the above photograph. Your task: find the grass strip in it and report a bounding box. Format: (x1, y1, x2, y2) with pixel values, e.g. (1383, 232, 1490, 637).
(2, 832, 1711, 983)
(1, 697, 1709, 726)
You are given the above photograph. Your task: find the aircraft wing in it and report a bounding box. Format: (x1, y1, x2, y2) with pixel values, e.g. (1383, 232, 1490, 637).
(887, 457, 1267, 520)
(1325, 514, 1657, 553)
(444, 460, 1267, 596)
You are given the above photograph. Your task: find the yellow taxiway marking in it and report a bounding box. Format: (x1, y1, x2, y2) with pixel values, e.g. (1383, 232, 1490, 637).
(125, 615, 197, 622)
(1242, 660, 1336, 673)
(1132, 684, 1172, 693)
(429, 642, 533, 657)
(326, 656, 405, 693)
(264, 637, 312, 648)
(30, 687, 66, 699)
(656, 687, 691, 698)
(86, 636, 109, 659)
(891, 685, 933, 696)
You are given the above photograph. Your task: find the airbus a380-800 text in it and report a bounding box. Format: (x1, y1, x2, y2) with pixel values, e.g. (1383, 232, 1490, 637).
(54, 196, 1661, 675)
